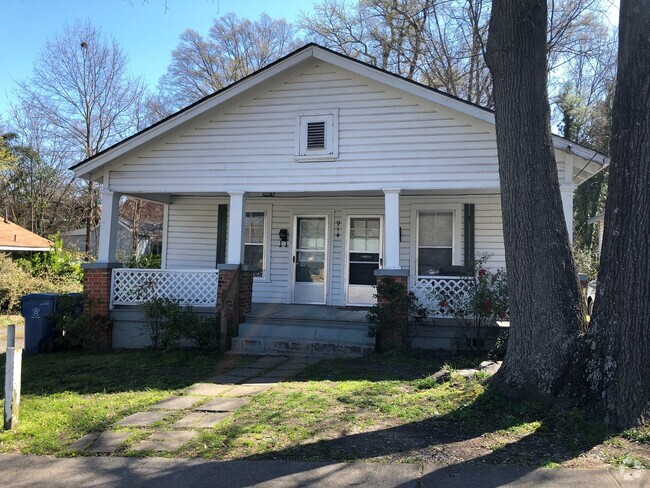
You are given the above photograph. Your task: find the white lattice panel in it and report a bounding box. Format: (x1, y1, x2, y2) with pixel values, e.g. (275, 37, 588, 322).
(111, 269, 219, 307)
(409, 276, 472, 318)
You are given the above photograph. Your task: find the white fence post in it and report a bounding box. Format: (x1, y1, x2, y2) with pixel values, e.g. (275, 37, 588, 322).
(4, 324, 22, 431)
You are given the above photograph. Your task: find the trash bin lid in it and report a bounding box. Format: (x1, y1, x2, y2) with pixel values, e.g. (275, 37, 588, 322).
(21, 293, 61, 302)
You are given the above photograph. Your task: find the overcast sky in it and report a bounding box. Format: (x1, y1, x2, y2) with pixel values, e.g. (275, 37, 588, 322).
(0, 0, 307, 120)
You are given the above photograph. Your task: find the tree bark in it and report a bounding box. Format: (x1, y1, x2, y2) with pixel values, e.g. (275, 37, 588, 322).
(584, 1, 650, 427)
(485, 0, 585, 404)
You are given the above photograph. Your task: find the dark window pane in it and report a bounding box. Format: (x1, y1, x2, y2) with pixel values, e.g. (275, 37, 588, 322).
(418, 248, 452, 275)
(244, 244, 264, 277)
(349, 262, 378, 285)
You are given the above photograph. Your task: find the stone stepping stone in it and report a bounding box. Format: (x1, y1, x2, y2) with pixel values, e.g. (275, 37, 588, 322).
(250, 356, 288, 368)
(205, 375, 245, 385)
(150, 396, 200, 410)
(173, 411, 230, 429)
(88, 432, 130, 453)
(185, 383, 234, 397)
(226, 367, 265, 378)
(222, 384, 272, 397)
(113, 411, 169, 427)
(196, 397, 251, 412)
(68, 433, 98, 451)
(130, 431, 198, 452)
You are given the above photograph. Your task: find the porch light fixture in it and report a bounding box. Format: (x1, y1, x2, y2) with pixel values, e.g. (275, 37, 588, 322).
(278, 229, 289, 247)
(262, 192, 276, 198)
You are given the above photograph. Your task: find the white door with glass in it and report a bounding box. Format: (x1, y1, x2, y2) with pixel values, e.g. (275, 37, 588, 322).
(346, 216, 382, 305)
(293, 216, 328, 304)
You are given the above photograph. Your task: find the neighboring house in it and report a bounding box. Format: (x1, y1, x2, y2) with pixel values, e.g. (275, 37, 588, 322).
(587, 213, 605, 257)
(62, 201, 163, 260)
(0, 217, 53, 253)
(70, 44, 607, 353)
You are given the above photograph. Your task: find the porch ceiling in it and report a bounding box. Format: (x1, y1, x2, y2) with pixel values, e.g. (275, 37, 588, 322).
(125, 188, 502, 201)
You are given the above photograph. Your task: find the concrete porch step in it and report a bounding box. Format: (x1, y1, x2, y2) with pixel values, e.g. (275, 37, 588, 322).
(233, 318, 374, 357)
(230, 336, 374, 357)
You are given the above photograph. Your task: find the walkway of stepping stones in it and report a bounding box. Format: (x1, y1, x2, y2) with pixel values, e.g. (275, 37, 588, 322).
(68, 355, 320, 455)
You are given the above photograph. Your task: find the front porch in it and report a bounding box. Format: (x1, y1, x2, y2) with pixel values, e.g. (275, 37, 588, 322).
(82, 187, 509, 354)
(102, 266, 475, 354)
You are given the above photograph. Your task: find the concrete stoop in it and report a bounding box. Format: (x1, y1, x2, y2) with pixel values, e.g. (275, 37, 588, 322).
(230, 319, 375, 357)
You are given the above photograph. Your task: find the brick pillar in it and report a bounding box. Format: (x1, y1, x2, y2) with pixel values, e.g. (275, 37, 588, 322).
(216, 264, 241, 350)
(374, 269, 410, 352)
(81, 263, 120, 352)
(238, 267, 254, 322)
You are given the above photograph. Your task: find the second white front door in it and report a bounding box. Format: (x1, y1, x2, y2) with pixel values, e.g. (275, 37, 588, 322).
(346, 216, 382, 306)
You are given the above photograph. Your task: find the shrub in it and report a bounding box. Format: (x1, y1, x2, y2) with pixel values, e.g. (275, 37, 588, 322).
(141, 296, 220, 350)
(142, 296, 184, 350)
(48, 293, 89, 348)
(180, 307, 220, 350)
(366, 277, 426, 352)
(17, 233, 83, 282)
(0, 253, 82, 314)
(573, 245, 599, 279)
(436, 254, 509, 353)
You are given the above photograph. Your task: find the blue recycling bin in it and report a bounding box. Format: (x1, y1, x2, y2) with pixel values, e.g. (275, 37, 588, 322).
(20, 293, 61, 353)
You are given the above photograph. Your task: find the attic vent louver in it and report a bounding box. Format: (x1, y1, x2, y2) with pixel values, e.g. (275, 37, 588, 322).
(306, 122, 326, 149)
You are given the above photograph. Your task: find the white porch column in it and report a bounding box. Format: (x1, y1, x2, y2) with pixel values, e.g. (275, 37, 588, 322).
(383, 189, 401, 270)
(226, 191, 246, 265)
(560, 185, 574, 243)
(97, 189, 121, 262)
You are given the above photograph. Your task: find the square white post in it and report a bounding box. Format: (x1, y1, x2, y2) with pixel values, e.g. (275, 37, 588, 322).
(227, 191, 246, 265)
(383, 189, 401, 270)
(97, 190, 122, 262)
(560, 185, 574, 244)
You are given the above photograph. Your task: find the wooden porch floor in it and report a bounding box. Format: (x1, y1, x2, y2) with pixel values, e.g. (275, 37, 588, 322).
(247, 303, 369, 323)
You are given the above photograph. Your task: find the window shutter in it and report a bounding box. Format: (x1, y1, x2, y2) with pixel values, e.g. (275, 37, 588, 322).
(463, 204, 475, 270)
(306, 121, 326, 149)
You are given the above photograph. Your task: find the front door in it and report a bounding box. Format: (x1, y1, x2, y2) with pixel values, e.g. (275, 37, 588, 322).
(346, 216, 382, 305)
(293, 216, 328, 304)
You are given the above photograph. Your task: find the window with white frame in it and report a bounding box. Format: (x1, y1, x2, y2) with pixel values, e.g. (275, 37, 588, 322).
(417, 211, 454, 275)
(244, 211, 265, 278)
(295, 110, 339, 161)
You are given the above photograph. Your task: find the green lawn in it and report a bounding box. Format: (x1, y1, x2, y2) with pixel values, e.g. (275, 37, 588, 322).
(0, 350, 648, 468)
(0, 349, 221, 454)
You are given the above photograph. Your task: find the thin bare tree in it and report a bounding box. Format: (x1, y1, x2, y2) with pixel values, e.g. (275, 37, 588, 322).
(15, 19, 145, 252)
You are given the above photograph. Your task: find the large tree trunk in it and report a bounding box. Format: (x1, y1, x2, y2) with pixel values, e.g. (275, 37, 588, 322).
(584, 1, 650, 428)
(485, 0, 586, 404)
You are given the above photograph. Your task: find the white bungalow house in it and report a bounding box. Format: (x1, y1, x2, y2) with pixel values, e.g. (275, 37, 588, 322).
(71, 44, 607, 354)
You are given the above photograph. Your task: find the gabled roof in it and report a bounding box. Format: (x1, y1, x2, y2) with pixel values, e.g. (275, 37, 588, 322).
(0, 219, 53, 252)
(71, 43, 609, 178)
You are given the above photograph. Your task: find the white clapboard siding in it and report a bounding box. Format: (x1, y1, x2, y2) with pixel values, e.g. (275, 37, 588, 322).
(108, 62, 503, 194)
(162, 194, 505, 306)
(165, 197, 222, 269)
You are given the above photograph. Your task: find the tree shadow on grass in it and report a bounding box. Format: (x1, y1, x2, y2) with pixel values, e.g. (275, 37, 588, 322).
(285, 351, 486, 383)
(0, 349, 222, 396)
(241, 385, 612, 472)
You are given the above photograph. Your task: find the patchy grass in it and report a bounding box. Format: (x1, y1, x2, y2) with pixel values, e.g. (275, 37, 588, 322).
(0, 350, 648, 469)
(0, 349, 220, 454)
(176, 353, 649, 468)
